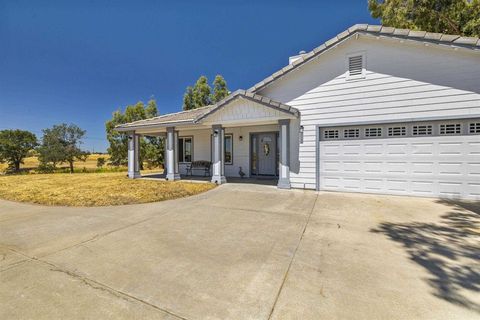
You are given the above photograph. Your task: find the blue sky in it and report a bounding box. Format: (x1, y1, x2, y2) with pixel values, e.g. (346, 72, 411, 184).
(0, 0, 377, 152)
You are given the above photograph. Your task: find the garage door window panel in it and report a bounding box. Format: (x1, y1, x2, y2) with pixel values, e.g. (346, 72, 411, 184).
(324, 130, 339, 139)
(440, 124, 461, 135)
(344, 128, 359, 138)
(413, 125, 432, 136)
(388, 126, 406, 137)
(365, 127, 382, 138)
(469, 123, 480, 134)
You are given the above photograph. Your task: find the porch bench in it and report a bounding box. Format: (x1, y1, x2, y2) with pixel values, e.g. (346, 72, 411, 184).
(186, 161, 212, 177)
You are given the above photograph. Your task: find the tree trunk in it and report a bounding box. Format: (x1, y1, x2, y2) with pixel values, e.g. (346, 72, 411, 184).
(14, 161, 20, 173)
(69, 161, 74, 173)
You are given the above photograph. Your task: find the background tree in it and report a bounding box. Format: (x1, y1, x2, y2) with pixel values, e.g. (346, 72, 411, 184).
(210, 75, 229, 103)
(182, 86, 195, 111)
(368, 0, 480, 37)
(192, 75, 211, 108)
(106, 99, 164, 168)
(182, 75, 230, 110)
(38, 123, 88, 173)
(37, 134, 65, 169)
(96, 157, 106, 168)
(143, 99, 164, 168)
(0, 129, 37, 172)
(106, 101, 145, 166)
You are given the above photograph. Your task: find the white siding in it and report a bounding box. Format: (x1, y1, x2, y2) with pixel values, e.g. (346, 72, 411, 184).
(257, 35, 480, 189)
(202, 98, 291, 125)
(177, 124, 279, 178)
(224, 125, 279, 177)
(177, 129, 211, 175)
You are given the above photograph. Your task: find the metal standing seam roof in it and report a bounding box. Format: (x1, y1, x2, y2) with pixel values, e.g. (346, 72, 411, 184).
(115, 90, 299, 131)
(248, 24, 480, 93)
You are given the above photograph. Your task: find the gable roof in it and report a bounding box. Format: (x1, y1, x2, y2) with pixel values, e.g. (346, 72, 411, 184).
(115, 90, 299, 131)
(249, 24, 480, 93)
(194, 89, 299, 122)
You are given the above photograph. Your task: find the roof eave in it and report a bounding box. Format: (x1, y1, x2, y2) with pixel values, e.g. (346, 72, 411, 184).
(114, 120, 196, 132)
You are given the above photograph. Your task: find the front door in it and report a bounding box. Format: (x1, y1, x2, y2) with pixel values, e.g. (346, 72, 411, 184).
(253, 133, 277, 176)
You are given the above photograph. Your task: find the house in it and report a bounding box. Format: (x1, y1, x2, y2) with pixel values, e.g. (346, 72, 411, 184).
(116, 24, 480, 200)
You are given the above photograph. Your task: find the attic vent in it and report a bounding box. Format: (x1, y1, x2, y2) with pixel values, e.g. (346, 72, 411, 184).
(348, 55, 363, 76)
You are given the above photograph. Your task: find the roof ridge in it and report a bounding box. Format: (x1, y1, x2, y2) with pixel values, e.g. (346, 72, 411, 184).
(153, 104, 214, 118)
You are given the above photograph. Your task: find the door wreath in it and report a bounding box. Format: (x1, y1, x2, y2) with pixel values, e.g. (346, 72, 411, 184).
(263, 143, 270, 156)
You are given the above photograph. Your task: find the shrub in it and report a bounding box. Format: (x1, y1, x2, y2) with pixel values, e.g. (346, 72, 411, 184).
(37, 163, 55, 173)
(96, 157, 106, 168)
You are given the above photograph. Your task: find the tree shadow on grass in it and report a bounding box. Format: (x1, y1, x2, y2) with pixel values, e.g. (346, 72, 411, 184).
(371, 199, 480, 313)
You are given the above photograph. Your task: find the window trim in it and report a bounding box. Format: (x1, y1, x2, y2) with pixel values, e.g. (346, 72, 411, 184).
(224, 134, 233, 165)
(178, 136, 193, 163)
(345, 51, 366, 81)
(210, 133, 234, 165)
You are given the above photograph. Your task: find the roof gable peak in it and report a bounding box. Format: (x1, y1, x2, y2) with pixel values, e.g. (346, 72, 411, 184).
(249, 24, 480, 93)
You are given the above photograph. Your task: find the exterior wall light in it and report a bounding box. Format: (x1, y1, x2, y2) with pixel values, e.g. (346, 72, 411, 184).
(239, 135, 243, 141)
(299, 126, 304, 144)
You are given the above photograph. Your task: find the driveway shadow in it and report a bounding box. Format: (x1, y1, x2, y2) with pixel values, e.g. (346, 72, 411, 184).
(371, 199, 480, 313)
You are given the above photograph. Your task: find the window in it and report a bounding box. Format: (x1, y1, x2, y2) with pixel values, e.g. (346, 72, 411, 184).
(210, 134, 234, 164)
(388, 126, 406, 136)
(440, 123, 461, 135)
(224, 134, 233, 165)
(324, 130, 338, 139)
(365, 127, 382, 137)
(344, 128, 359, 138)
(469, 123, 480, 134)
(178, 137, 193, 162)
(412, 125, 432, 136)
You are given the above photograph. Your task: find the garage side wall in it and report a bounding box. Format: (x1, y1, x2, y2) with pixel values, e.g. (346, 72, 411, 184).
(257, 35, 480, 189)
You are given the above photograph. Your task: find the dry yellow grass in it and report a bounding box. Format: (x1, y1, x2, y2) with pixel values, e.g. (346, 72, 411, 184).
(0, 172, 216, 206)
(0, 154, 114, 172)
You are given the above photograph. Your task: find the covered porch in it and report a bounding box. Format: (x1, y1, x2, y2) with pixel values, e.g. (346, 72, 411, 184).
(115, 90, 299, 189)
(141, 173, 279, 186)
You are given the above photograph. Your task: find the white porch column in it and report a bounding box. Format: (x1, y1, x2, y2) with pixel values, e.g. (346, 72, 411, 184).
(211, 125, 226, 184)
(128, 132, 141, 179)
(165, 127, 181, 181)
(278, 119, 291, 189)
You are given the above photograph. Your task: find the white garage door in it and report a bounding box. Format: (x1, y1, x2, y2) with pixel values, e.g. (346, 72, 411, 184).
(318, 119, 480, 200)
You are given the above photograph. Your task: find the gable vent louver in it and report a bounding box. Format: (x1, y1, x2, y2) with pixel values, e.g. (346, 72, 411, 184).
(348, 55, 363, 76)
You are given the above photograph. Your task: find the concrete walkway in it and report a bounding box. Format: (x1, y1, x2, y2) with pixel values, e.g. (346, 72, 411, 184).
(0, 184, 478, 319)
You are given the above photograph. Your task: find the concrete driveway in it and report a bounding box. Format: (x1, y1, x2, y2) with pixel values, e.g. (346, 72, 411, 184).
(1, 184, 478, 319)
